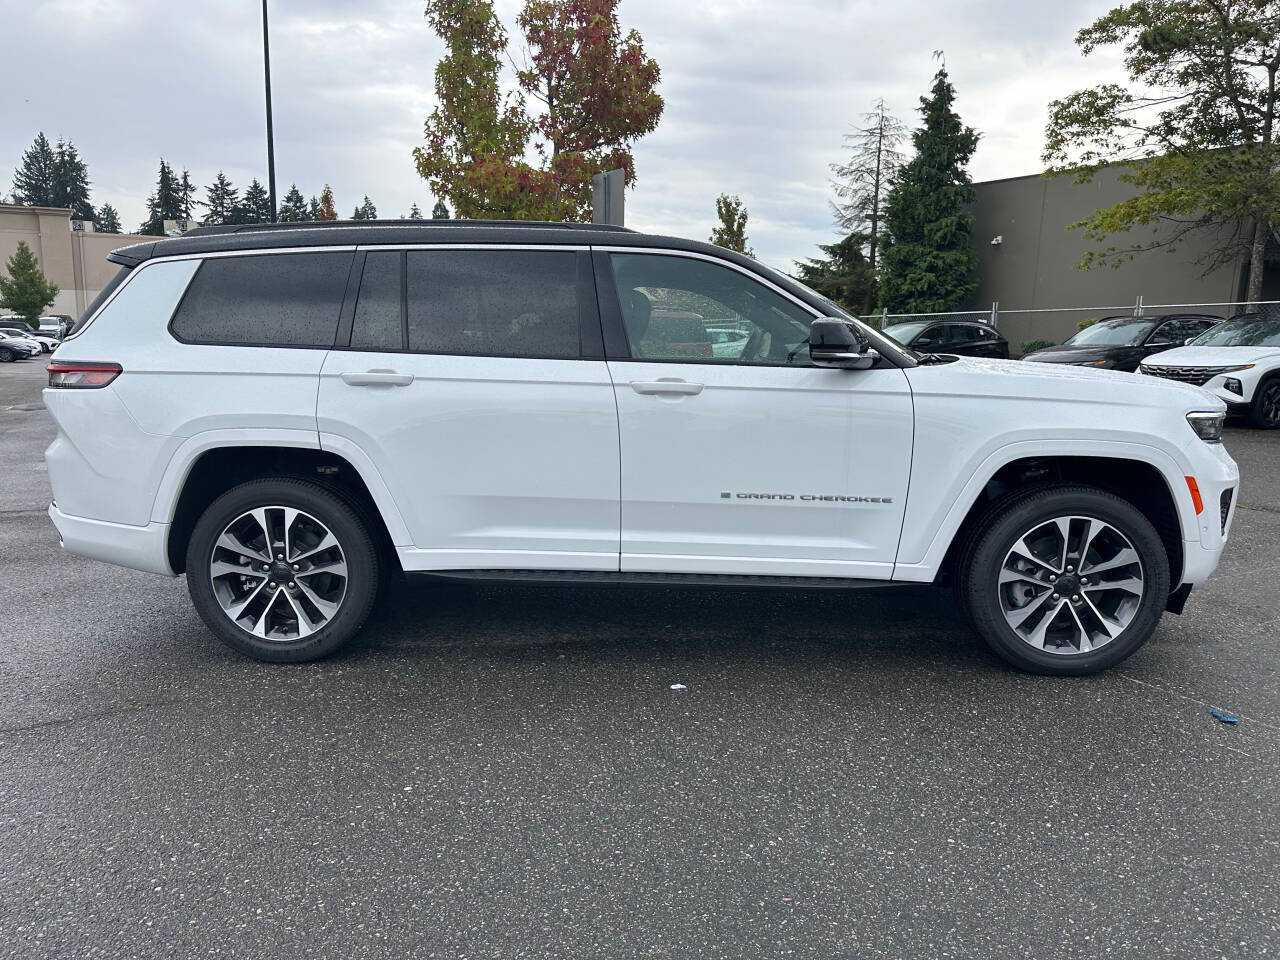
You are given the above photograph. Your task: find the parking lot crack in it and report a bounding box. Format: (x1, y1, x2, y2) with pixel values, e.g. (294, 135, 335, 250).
(0, 699, 183, 736)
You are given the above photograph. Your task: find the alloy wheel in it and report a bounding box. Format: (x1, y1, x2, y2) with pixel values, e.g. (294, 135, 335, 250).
(209, 506, 348, 641)
(997, 515, 1144, 655)
(1259, 381, 1280, 427)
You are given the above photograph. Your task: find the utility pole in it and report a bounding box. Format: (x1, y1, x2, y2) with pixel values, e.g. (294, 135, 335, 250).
(262, 0, 278, 222)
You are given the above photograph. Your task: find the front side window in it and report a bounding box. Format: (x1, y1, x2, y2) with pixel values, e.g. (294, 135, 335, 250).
(405, 250, 581, 358)
(610, 253, 813, 364)
(171, 252, 352, 347)
(351, 251, 403, 351)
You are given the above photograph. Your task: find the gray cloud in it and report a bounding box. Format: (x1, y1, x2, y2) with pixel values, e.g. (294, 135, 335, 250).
(2, 0, 1121, 271)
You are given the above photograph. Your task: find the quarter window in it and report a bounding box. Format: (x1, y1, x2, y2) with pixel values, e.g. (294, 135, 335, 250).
(609, 253, 814, 364)
(405, 250, 581, 358)
(171, 252, 352, 347)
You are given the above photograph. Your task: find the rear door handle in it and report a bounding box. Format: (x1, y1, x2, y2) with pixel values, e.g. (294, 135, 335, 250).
(341, 370, 414, 387)
(629, 379, 704, 396)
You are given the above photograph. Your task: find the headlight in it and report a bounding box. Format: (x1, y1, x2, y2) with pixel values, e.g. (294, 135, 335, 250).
(1078, 358, 1111, 367)
(1186, 411, 1225, 443)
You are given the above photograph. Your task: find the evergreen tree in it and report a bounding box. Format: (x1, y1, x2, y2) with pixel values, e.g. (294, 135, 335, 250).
(11, 133, 58, 207)
(139, 159, 183, 235)
(431, 199, 450, 220)
(202, 172, 240, 226)
(178, 169, 199, 223)
(351, 195, 377, 220)
(279, 184, 308, 222)
(316, 185, 337, 221)
(879, 67, 979, 313)
(95, 203, 122, 234)
(50, 139, 94, 219)
(240, 178, 273, 223)
(407, 202, 424, 220)
(793, 233, 875, 314)
(709, 194, 753, 256)
(0, 240, 59, 325)
(308, 196, 322, 220)
(830, 98, 906, 311)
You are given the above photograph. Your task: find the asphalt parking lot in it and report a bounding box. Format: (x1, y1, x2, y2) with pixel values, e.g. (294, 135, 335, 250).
(1, 357, 1278, 959)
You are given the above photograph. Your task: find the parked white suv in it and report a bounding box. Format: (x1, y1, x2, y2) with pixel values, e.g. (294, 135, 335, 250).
(44, 222, 1239, 674)
(1141, 310, 1280, 428)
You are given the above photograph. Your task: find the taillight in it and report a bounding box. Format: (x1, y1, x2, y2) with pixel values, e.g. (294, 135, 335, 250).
(46, 361, 122, 389)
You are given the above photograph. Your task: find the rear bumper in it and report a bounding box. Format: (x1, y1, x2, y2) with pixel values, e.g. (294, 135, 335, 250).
(48, 503, 175, 577)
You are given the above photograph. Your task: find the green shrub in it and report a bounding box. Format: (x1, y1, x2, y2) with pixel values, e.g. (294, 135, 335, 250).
(1076, 316, 1100, 331)
(1019, 339, 1055, 357)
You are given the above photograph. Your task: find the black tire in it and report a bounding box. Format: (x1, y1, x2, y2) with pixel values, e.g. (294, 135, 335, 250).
(185, 478, 380, 663)
(961, 484, 1170, 676)
(0, 347, 13, 363)
(1248, 375, 1280, 429)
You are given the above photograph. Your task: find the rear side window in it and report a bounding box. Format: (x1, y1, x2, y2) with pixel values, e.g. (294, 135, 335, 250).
(351, 251, 403, 351)
(171, 252, 353, 347)
(405, 250, 581, 358)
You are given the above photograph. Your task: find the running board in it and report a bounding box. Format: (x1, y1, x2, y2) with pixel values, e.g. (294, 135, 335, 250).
(410, 569, 912, 590)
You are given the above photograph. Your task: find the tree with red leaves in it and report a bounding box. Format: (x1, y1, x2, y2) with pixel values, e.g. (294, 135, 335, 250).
(414, 0, 662, 221)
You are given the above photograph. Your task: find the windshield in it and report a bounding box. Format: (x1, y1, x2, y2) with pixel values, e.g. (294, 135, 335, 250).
(884, 321, 930, 344)
(1064, 317, 1157, 346)
(1190, 315, 1280, 347)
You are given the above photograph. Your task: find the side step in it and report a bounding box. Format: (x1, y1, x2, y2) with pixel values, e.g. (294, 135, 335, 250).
(410, 569, 913, 590)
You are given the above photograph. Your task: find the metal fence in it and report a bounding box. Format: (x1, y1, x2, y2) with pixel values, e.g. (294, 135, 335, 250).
(860, 298, 1280, 356)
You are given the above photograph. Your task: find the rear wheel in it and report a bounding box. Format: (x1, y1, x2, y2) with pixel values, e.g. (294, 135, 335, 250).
(185, 478, 380, 663)
(0, 347, 13, 363)
(962, 485, 1170, 675)
(1249, 376, 1280, 429)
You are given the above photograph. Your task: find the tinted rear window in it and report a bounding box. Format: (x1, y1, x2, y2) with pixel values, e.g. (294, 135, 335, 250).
(405, 250, 581, 358)
(171, 252, 353, 347)
(351, 251, 404, 351)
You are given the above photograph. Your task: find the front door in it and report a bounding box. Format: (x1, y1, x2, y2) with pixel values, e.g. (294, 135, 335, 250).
(597, 250, 914, 579)
(318, 247, 620, 571)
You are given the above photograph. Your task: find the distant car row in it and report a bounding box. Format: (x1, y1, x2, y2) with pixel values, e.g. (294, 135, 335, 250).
(0, 315, 68, 362)
(884, 310, 1280, 428)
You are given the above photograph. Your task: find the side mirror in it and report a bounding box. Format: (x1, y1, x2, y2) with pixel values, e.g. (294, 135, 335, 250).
(809, 318, 878, 369)
(1184, 337, 1197, 346)
(914, 337, 934, 348)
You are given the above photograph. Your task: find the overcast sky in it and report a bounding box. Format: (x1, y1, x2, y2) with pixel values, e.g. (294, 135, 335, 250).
(2, 0, 1124, 272)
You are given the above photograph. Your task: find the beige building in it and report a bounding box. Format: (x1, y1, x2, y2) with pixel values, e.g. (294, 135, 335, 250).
(0, 203, 152, 319)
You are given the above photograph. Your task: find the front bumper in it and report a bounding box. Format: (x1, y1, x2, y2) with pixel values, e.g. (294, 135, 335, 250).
(48, 502, 175, 577)
(1178, 439, 1239, 586)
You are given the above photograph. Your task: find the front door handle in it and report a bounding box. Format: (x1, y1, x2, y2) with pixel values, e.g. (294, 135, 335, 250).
(629, 379, 704, 396)
(341, 369, 414, 387)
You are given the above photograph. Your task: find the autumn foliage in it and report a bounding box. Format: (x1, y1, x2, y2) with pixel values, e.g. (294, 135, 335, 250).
(414, 0, 662, 221)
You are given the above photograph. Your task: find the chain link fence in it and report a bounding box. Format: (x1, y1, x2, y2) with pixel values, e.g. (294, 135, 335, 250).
(860, 299, 1280, 356)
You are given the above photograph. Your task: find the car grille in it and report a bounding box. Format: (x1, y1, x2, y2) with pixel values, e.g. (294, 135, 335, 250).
(1140, 364, 1227, 386)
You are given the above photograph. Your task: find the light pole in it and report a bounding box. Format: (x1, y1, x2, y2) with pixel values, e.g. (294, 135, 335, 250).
(262, 0, 278, 222)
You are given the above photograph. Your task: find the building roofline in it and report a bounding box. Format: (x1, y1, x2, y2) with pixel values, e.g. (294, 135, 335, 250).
(0, 202, 74, 216)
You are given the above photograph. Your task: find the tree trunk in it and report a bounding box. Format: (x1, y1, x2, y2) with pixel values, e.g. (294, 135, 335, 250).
(1247, 216, 1267, 307)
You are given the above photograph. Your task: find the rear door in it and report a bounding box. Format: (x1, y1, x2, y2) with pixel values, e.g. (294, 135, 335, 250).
(596, 249, 914, 579)
(317, 246, 620, 571)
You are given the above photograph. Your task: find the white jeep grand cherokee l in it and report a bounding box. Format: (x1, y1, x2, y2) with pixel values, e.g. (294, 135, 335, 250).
(44, 221, 1239, 674)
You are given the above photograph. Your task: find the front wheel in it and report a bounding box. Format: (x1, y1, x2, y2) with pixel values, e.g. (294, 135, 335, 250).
(962, 485, 1170, 675)
(185, 478, 381, 662)
(1249, 376, 1280, 429)
(0, 347, 13, 363)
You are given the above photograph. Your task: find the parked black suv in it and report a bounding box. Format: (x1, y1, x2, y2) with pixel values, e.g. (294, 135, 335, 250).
(1022, 314, 1222, 370)
(883, 319, 1009, 358)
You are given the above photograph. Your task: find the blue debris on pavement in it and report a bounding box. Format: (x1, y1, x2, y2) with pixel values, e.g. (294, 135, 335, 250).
(1211, 708, 1240, 725)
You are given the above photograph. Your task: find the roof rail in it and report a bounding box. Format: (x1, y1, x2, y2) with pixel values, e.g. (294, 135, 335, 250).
(182, 219, 633, 237)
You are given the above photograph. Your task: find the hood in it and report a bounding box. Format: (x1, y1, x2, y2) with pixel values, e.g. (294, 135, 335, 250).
(906, 355, 1223, 412)
(1022, 343, 1127, 363)
(1142, 345, 1280, 366)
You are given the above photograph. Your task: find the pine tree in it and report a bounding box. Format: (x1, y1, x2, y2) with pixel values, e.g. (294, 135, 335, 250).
(11, 133, 58, 206)
(709, 194, 753, 256)
(202, 172, 240, 226)
(139, 159, 183, 234)
(240, 178, 272, 223)
(830, 99, 906, 311)
(279, 184, 308, 222)
(49, 139, 95, 219)
(407, 202, 424, 220)
(0, 240, 59, 325)
(431, 199, 450, 220)
(316, 185, 337, 221)
(178, 169, 199, 223)
(879, 67, 980, 313)
(351, 195, 377, 220)
(308, 196, 322, 220)
(793, 233, 875, 314)
(96, 203, 122, 233)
